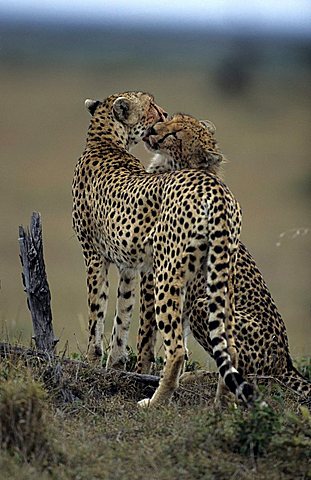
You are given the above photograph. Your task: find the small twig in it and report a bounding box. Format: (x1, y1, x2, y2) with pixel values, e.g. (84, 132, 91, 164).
(81, 405, 98, 416)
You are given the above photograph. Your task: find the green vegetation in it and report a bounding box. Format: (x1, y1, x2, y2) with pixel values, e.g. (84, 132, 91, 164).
(0, 355, 310, 480)
(295, 357, 311, 381)
(231, 399, 282, 456)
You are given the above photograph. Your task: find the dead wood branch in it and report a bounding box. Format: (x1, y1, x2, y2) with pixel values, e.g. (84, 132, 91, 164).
(18, 212, 58, 354)
(0, 342, 160, 387)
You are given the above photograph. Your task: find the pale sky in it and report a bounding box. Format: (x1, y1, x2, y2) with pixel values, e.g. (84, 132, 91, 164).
(1, 0, 311, 35)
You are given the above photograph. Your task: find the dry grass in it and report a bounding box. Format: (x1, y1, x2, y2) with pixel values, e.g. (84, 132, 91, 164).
(0, 362, 59, 466)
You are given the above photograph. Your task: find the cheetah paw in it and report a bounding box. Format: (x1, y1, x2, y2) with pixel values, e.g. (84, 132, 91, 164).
(106, 353, 128, 370)
(137, 398, 151, 408)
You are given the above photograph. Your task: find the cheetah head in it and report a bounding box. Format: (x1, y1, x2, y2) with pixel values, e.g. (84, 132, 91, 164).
(144, 113, 224, 172)
(85, 91, 167, 149)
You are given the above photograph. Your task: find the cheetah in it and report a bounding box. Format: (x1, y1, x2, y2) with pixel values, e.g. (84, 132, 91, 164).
(138, 112, 311, 400)
(72, 91, 254, 406)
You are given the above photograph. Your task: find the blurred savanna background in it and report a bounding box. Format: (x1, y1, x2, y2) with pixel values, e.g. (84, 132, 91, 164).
(0, 0, 310, 365)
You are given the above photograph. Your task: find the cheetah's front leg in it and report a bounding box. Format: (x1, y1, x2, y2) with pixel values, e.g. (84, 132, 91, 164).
(85, 254, 110, 365)
(106, 269, 136, 369)
(136, 270, 158, 374)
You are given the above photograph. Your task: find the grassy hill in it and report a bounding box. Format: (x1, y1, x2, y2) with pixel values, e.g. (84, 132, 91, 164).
(0, 353, 310, 480)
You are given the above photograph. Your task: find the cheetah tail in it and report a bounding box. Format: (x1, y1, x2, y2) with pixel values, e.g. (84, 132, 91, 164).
(206, 220, 255, 406)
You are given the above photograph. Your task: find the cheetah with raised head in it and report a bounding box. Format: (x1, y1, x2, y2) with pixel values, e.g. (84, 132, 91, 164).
(138, 113, 311, 400)
(72, 92, 255, 406)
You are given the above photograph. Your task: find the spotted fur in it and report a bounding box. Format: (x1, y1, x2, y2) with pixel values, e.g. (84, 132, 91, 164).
(138, 113, 311, 400)
(72, 93, 255, 406)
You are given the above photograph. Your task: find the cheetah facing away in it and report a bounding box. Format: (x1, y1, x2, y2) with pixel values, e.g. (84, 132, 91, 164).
(139, 113, 311, 400)
(72, 91, 255, 406)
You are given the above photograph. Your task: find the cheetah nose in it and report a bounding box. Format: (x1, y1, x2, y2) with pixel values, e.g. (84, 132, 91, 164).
(148, 126, 157, 136)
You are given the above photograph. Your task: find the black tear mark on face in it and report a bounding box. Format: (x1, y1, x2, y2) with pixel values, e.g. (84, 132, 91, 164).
(157, 130, 180, 145)
(147, 130, 182, 151)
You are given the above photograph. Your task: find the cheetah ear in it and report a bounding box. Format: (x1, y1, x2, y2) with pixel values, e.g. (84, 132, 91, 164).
(192, 149, 223, 170)
(85, 99, 100, 116)
(200, 120, 216, 134)
(112, 97, 131, 122)
(203, 150, 223, 167)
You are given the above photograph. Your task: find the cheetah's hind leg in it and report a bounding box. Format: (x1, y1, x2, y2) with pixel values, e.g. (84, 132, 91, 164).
(136, 270, 158, 374)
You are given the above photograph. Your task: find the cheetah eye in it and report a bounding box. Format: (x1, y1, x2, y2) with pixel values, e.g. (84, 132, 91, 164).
(157, 131, 178, 144)
(158, 128, 183, 144)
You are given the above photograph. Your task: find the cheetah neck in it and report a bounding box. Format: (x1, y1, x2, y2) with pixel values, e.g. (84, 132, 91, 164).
(147, 152, 223, 177)
(146, 153, 180, 173)
(83, 117, 145, 174)
(86, 111, 130, 150)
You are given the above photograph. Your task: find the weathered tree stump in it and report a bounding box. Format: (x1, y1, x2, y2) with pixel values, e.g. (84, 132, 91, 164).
(19, 212, 58, 354)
